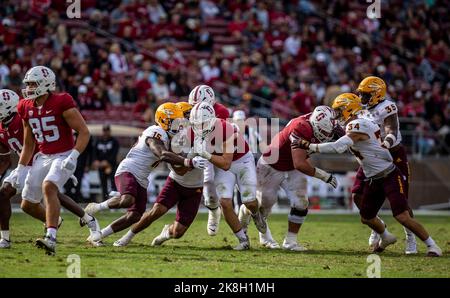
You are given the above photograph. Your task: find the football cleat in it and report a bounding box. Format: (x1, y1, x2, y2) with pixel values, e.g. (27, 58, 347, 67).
(426, 245, 442, 257)
(207, 207, 221, 236)
(368, 230, 381, 250)
(86, 235, 104, 247)
(238, 204, 251, 230)
(282, 239, 308, 252)
(405, 235, 418, 255)
(251, 211, 267, 234)
(260, 238, 280, 249)
(84, 203, 100, 215)
(113, 238, 130, 247)
(373, 233, 397, 253)
(233, 241, 250, 251)
(35, 236, 56, 255)
(86, 217, 102, 242)
(151, 224, 171, 246)
(0, 238, 11, 249)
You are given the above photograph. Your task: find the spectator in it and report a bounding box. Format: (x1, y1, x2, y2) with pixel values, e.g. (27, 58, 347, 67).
(71, 33, 90, 62)
(201, 58, 221, 84)
(108, 81, 123, 106)
(122, 75, 138, 103)
(92, 125, 119, 200)
(200, 0, 220, 19)
(151, 74, 170, 102)
(108, 43, 129, 74)
(147, 0, 167, 24)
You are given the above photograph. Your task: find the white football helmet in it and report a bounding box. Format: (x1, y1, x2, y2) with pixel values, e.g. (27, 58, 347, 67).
(22, 66, 56, 99)
(310, 105, 335, 142)
(188, 85, 215, 106)
(0, 89, 20, 121)
(190, 102, 216, 138)
(232, 110, 246, 121)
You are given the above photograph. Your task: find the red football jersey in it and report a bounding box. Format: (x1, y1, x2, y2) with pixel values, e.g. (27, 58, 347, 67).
(0, 113, 40, 165)
(18, 93, 77, 154)
(189, 119, 249, 161)
(263, 113, 318, 171)
(213, 103, 230, 120)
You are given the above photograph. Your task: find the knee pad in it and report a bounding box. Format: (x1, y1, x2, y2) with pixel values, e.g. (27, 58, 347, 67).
(203, 181, 219, 209)
(291, 195, 309, 210)
(288, 208, 308, 224)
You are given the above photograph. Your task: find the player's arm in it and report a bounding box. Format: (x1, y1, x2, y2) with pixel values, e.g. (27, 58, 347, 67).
(291, 143, 337, 188)
(294, 132, 368, 154)
(0, 143, 11, 176)
(382, 113, 399, 148)
(63, 108, 90, 154)
(18, 119, 36, 166)
(201, 134, 234, 171)
(146, 137, 190, 171)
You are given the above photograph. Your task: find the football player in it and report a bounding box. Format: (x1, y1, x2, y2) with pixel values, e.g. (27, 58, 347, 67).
(8, 66, 93, 255)
(188, 85, 229, 236)
(248, 106, 340, 251)
(189, 102, 264, 250)
(84, 103, 196, 245)
(294, 93, 442, 256)
(0, 89, 100, 248)
(355, 76, 416, 254)
(114, 102, 206, 246)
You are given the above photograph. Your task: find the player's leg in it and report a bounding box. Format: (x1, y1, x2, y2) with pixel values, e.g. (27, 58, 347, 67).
(281, 170, 309, 251)
(57, 193, 101, 241)
(216, 167, 249, 250)
(392, 146, 416, 254)
(234, 153, 265, 234)
(245, 159, 280, 248)
(0, 183, 16, 248)
(359, 179, 397, 253)
(203, 162, 221, 236)
(85, 172, 137, 214)
(385, 169, 441, 256)
(114, 177, 178, 246)
(152, 182, 202, 246)
(351, 167, 384, 248)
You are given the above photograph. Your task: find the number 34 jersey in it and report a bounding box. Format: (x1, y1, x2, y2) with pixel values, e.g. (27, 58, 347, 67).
(115, 125, 169, 188)
(346, 117, 393, 178)
(359, 99, 402, 147)
(0, 113, 39, 165)
(18, 93, 77, 154)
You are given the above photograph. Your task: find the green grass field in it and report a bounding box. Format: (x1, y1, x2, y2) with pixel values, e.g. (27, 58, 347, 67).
(0, 212, 449, 278)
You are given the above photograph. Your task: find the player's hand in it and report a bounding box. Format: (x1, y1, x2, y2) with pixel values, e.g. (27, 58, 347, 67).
(8, 164, 26, 189)
(326, 174, 338, 189)
(70, 175, 78, 187)
(61, 150, 80, 172)
(192, 156, 208, 169)
(291, 136, 311, 150)
(381, 140, 391, 149)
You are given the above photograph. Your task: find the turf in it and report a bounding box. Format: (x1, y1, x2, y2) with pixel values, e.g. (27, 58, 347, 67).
(0, 212, 449, 278)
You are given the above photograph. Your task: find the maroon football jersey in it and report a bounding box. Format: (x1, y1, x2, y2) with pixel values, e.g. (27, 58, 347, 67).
(263, 113, 318, 171)
(188, 119, 250, 161)
(18, 93, 77, 154)
(0, 113, 39, 165)
(213, 102, 230, 120)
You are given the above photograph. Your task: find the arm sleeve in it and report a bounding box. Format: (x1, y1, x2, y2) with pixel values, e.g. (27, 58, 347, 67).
(315, 135, 354, 154)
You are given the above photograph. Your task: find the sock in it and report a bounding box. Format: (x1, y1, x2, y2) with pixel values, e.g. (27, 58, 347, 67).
(260, 226, 274, 241)
(46, 227, 57, 239)
(101, 226, 114, 238)
(1, 230, 10, 241)
(82, 213, 94, 223)
(99, 200, 110, 211)
(285, 231, 297, 243)
(234, 229, 247, 242)
(424, 237, 436, 247)
(123, 230, 136, 241)
(403, 227, 414, 238)
(162, 226, 171, 239)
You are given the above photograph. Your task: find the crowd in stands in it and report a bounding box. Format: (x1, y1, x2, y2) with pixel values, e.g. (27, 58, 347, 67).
(0, 0, 449, 154)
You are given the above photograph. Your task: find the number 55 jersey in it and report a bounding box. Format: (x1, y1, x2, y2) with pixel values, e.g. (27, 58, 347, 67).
(346, 116, 393, 178)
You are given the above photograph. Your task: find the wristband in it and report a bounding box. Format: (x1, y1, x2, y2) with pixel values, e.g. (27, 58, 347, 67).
(184, 158, 192, 167)
(69, 149, 80, 159)
(314, 167, 330, 182)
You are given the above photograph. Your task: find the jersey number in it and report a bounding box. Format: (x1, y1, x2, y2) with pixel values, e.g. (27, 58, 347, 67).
(385, 104, 397, 113)
(7, 138, 22, 155)
(152, 132, 162, 140)
(29, 116, 60, 143)
(347, 123, 360, 131)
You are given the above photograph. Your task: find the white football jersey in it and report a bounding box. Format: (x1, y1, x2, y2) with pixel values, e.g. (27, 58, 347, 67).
(359, 99, 402, 147)
(346, 117, 393, 178)
(168, 129, 204, 188)
(116, 125, 169, 188)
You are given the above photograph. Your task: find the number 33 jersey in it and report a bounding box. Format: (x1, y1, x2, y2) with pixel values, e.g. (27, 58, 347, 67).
(17, 93, 77, 154)
(345, 117, 393, 178)
(0, 113, 39, 164)
(116, 125, 169, 188)
(359, 99, 402, 147)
